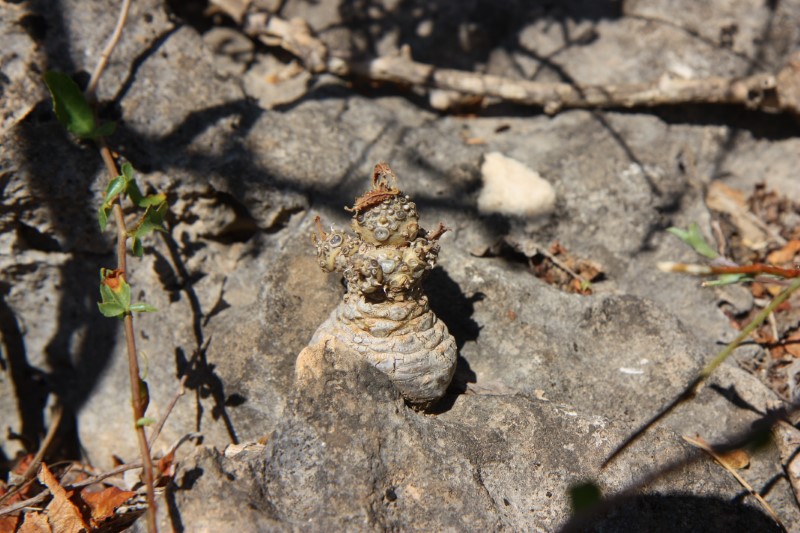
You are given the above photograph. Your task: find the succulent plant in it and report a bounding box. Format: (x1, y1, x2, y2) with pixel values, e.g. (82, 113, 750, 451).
(297, 162, 457, 409)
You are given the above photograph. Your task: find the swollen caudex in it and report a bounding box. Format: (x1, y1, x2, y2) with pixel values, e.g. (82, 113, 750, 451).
(297, 162, 457, 408)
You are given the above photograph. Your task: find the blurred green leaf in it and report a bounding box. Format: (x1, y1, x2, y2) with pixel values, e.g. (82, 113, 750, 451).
(703, 273, 752, 287)
(44, 71, 96, 138)
(98, 204, 111, 231)
(104, 175, 126, 203)
(131, 237, 144, 258)
(136, 417, 156, 427)
(138, 192, 167, 208)
(129, 201, 168, 256)
(98, 301, 125, 318)
(569, 482, 602, 514)
(122, 163, 167, 208)
(98, 173, 127, 230)
(667, 224, 718, 259)
(130, 302, 158, 313)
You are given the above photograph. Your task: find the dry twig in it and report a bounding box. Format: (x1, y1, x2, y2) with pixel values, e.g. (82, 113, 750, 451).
(148, 374, 188, 452)
(86, 0, 132, 101)
(683, 435, 785, 530)
(230, 8, 800, 115)
(603, 276, 800, 467)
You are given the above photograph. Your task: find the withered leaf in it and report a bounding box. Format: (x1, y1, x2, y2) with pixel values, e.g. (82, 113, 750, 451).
(17, 513, 53, 533)
(0, 515, 20, 533)
(16, 512, 50, 533)
(717, 448, 751, 470)
(784, 330, 800, 358)
(80, 486, 135, 526)
(38, 463, 88, 533)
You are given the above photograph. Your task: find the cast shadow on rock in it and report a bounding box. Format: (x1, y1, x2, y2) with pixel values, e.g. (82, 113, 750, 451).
(709, 383, 767, 416)
(423, 267, 483, 413)
(13, 103, 120, 459)
(559, 493, 782, 533)
(0, 283, 49, 458)
(335, 0, 622, 74)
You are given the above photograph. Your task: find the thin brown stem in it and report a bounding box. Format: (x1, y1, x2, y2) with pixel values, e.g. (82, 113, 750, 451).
(709, 264, 799, 278)
(99, 142, 157, 532)
(123, 309, 157, 533)
(86, 0, 133, 101)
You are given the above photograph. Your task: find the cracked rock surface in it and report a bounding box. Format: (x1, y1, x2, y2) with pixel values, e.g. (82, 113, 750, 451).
(2, 0, 799, 531)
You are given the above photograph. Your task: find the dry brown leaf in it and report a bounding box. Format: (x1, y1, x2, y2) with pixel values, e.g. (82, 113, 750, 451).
(80, 486, 135, 526)
(38, 463, 88, 533)
(0, 515, 20, 533)
(717, 448, 751, 470)
(784, 330, 800, 358)
(16, 512, 50, 533)
(768, 239, 800, 264)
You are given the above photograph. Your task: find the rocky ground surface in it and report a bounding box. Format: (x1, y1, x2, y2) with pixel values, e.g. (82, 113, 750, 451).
(2, 0, 800, 531)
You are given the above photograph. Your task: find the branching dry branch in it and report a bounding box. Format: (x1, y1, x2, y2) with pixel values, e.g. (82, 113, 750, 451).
(227, 6, 800, 114)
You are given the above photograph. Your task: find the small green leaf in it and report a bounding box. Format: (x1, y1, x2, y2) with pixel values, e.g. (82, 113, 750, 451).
(98, 301, 125, 317)
(130, 302, 158, 313)
(703, 273, 752, 287)
(44, 71, 96, 138)
(569, 482, 602, 514)
(131, 237, 144, 257)
(104, 174, 127, 202)
(667, 224, 718, 259)
(122, 164, 144, 205)
(136, 417, 156, 427)
(129, 201, 168, 255)
(98, 204, 111, 231)
(118, 162, 169, 210)
(138, 192, 167, 208)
